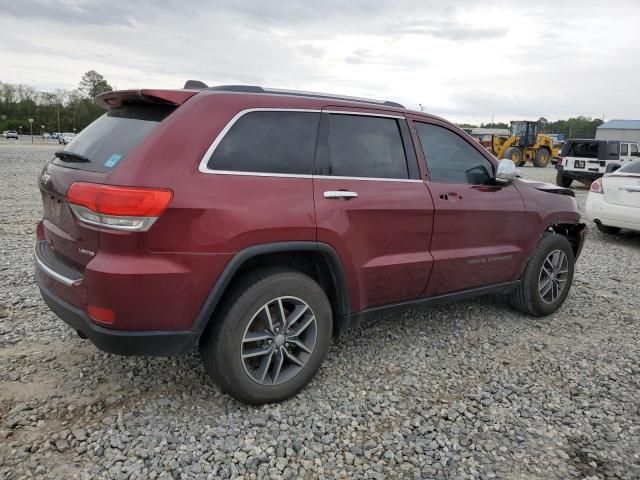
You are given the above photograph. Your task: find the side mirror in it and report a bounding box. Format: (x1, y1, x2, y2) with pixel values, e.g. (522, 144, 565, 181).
(495, 159, 516, 185)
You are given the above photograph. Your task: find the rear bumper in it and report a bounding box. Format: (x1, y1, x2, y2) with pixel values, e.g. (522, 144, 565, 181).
(37, 279, 196, 356)
(556, 165, 601, 181)
(585, 193, 640, 232)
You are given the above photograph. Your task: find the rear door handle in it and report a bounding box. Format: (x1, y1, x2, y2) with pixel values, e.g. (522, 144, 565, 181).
(324, 190, 358, 199)
(439, 192, 462, 201)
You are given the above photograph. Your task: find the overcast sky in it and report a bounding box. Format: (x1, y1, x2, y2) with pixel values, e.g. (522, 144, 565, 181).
(1, 0, 639, 124)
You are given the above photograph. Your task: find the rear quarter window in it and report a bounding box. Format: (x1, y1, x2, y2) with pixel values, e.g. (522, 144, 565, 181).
(52, 104, 175, 173)
(207, 111, 320, 175)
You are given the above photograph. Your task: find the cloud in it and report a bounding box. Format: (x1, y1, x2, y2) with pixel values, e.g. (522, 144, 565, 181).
(1, 0, 639, 124)
(387, 19, 508, 41)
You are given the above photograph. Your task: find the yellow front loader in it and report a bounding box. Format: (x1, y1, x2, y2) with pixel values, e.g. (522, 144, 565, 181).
(491, 121, 559, 168)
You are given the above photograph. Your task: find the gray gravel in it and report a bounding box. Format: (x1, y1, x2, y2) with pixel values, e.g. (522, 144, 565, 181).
(1, 141, 639, 480)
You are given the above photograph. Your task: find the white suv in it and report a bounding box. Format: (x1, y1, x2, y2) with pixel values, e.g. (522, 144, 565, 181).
(556, 139, 639, 187)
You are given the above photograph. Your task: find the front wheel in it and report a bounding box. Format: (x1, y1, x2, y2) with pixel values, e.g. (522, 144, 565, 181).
(503, 147, 524, 166)
(200, 268, 332, 405)
(509, 233, 575, 316)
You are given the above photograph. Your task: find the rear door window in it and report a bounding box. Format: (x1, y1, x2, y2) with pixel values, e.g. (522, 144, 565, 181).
(53, 104, 175, 173)
(321, 114, 409, 179)
(207, 111, 320, 175)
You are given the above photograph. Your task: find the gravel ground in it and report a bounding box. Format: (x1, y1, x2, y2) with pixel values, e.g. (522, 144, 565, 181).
(1, 141, 639, 480)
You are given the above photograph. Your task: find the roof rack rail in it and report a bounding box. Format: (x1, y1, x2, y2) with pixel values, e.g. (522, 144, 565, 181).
(183, 82, 405, 109)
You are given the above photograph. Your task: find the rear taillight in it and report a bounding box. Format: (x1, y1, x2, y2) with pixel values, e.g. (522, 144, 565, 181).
(66, 182, 173, 231)
(87, 305, 115, 325)
(590, 178, 603, 194)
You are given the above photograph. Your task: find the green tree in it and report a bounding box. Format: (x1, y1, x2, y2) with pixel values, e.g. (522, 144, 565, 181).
(78, 70, 113, 99)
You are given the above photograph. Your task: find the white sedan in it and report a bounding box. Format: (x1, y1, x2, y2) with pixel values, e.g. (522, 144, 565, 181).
(585, 159, 640, 234)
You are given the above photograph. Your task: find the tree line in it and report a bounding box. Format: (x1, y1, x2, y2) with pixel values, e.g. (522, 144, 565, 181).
(0, 71, 112, 134)
(2, 72, 607, 139)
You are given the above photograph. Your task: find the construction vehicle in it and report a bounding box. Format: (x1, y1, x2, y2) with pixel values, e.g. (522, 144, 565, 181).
(491, 121, 559, 167)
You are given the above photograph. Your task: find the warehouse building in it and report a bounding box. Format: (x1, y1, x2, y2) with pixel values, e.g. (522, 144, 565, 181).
(596, 119, 640, 143)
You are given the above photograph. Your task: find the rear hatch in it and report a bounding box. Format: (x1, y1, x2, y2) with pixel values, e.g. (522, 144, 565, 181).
(561, 140, 619, 171)
(603, 162, 640, 208)
(39, 93, 187, 271)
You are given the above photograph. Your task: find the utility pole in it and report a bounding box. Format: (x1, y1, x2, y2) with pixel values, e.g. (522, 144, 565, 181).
(29, 118, 34, 144)
(57, 105, 61, 132)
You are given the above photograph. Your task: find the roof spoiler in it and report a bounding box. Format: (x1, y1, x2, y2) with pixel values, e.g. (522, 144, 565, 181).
(95, 89, 199, 110)
(183, 80, 208, 89)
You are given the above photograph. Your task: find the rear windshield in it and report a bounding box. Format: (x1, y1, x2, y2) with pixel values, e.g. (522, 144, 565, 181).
(52, 104, 175, 172)
(560, 141, 619, 160)
(617, 159, 640, 174)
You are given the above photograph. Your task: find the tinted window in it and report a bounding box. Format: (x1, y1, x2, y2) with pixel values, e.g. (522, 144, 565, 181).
(621, 143, 629, 156)
(208, 111, 320, 174)
(414, 123, 494, 184)
(325, 114, 408, 179)
(53, 104, 175, 173)
(618, 159, 640, 174)
(631, 144, 638, 155)
(561, 141, 599, 158)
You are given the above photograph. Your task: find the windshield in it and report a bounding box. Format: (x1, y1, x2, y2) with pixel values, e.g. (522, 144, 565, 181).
(511, 123, 527, 136)
(52, 104, 175, 172)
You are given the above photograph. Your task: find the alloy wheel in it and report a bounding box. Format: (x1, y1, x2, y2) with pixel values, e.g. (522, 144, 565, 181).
(241, 296, 317, 385)
(538, 250, 569, 304)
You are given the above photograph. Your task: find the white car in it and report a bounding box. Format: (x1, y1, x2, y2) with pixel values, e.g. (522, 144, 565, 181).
(585, 159, 640, 234)
(59, 132, 76, 145)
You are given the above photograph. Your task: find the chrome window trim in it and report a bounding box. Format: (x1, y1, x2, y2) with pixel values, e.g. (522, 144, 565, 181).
(323, 109, 404, 119)
(34, 244, 82, 287)
(198, 107, 417, 182)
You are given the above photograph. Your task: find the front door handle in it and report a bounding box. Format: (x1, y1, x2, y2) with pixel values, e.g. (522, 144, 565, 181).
(324, 190, 358, 199)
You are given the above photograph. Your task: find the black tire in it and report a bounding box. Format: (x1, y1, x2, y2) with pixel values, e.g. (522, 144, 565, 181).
(556, 172, 572, 188)
(503, 147, 524, 166)
(509, 233, 575, 316)
(595, 222, 621, 234)
(533, 148, 551, 168)
(200, 268, 332, 405)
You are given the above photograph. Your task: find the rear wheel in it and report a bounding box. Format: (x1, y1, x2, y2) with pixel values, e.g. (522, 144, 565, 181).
(509, 233, 574, 316)
(556, 172, 572, 188)
(200, 268, 332, 405)
(533, 148, 551, 168)
(503, 147, 524, 166)
(595, 223, 621, 234)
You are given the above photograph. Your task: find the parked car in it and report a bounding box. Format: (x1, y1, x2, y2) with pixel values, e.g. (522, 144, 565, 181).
(42, 133, 52, 139)
(59, 132, 76, 144)
(51, 132, 62, 139)
(34, 84, 586, 404)
(585, 159, 640, 234)
(4, 130, 18, 139)
(556, 139, 639, 187)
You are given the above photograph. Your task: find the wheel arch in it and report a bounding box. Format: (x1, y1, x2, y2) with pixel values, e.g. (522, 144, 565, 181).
(547, 222, 587, 258)
(191, 242, 351, 341)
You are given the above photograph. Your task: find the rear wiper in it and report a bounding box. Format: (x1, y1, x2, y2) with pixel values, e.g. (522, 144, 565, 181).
(55, 151, 90, 163)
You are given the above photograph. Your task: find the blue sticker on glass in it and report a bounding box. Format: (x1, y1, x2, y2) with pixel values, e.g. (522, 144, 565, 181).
(104, 154, 122, 168)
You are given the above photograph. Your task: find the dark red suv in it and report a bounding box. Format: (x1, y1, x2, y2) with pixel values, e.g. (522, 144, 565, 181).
(35, 83, 586, 404)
